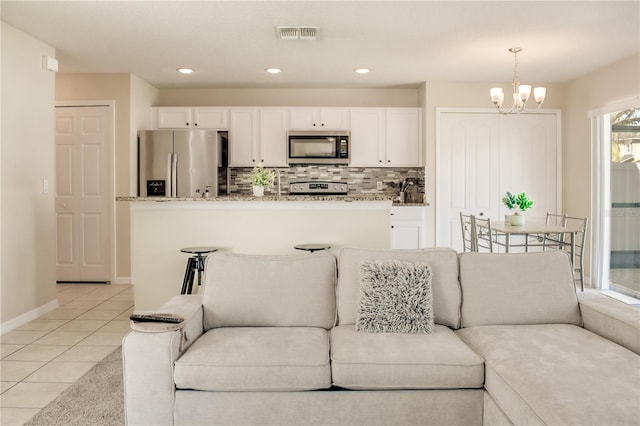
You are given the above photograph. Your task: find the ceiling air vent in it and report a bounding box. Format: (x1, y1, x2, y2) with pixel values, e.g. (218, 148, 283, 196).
(276, 26, 319, 40)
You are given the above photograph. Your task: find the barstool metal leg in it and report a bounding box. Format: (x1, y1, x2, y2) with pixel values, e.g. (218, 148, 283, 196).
(185, 257, 197, 294)
(181, 257, 194, 294)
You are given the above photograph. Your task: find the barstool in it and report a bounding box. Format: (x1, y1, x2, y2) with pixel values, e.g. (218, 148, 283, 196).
(180, 246, 218, 294)
(293, 243, 331, 253)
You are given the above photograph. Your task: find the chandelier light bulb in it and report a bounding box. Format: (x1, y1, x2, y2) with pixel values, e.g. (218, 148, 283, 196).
(490, 87, 505, 108)
(489, 47, 546, 114)
(534, 87, 547, 104)
(519, 85, 532, 102)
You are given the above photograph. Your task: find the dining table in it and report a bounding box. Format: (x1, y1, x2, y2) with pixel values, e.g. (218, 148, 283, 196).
(490, 220, 583, 265)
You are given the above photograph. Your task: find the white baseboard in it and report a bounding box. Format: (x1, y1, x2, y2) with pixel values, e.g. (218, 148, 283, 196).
(0, 299, 59, 335)
(112, 276, 133, 285)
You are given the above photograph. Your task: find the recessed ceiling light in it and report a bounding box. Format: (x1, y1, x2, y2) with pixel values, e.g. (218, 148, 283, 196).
(176, 68, 194, 74)
(265, 68, 283, 74)
(354, 68, 371, 74)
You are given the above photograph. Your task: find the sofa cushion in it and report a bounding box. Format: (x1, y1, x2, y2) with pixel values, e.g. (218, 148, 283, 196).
(456, 324, 640, 426)
(357, 260, 434, 334)
(202, 253, 336, 329)
(459, 252, 581, 327)
(330, 324, 484, 390)
(338, 248, 461, 328)
(174, 327, 331, 391)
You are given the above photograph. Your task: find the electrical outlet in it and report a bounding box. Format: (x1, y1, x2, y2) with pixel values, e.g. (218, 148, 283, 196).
(377, 181, 384, 190)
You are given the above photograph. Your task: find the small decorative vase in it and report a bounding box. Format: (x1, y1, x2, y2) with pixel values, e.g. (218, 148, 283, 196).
(509, 214, 525, 226)
(252, 185, 264, 197)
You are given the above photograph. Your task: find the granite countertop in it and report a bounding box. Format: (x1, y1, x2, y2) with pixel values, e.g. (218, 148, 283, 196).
(116, 194, 428, 206)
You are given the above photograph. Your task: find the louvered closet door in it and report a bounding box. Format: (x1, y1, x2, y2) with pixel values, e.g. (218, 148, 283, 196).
(55, 106, 111, 282)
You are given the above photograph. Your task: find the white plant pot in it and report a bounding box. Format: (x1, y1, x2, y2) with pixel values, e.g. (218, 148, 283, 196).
(509, 214, 525, 226)
(252, 185, 265, 197)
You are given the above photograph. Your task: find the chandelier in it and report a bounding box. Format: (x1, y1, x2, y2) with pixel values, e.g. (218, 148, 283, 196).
(490, 47, 546, 114)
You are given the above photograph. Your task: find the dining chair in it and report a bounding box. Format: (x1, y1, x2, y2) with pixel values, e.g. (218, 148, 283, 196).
(542, 212, 568, 250)
(473, 216, 496, 253)
(563, 216, 588, 292)
(459, 212, 476, 252)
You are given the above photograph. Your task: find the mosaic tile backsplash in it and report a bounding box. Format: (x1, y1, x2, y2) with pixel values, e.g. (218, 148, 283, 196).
(228, 165, 425, 203)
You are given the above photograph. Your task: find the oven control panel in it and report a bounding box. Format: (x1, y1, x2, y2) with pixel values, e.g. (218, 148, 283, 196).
(289, 181, 348, 195)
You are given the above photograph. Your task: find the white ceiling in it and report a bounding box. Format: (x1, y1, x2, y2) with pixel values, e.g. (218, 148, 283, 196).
(1, 1, 639, 89)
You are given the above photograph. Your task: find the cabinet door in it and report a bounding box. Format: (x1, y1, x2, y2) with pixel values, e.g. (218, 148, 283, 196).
(193, 108, 228, 128)
(229, 109, 258, 166)
(157, 107, 192, 128)
(350, 108, 385, 166)
(259, 109, 289, 166)
(385, 108, 422, 166)
(319, 108, 349, 129)
(288, 108, 349, 129)
(391, 222, 423, 249)
(288, 108, 318, 129)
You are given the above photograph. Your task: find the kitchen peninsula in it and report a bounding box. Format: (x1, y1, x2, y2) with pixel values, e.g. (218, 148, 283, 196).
(119, 195, 405, 309)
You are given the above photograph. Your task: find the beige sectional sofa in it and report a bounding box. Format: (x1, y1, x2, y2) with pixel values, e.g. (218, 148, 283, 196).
(123, 248, 640, 425)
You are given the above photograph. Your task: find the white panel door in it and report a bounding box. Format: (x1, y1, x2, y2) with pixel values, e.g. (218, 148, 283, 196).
(436, 113, 501, 251)
(55, 106, 111, 282)
(499, 114, 559, 223)
(436, 111, 559, 252)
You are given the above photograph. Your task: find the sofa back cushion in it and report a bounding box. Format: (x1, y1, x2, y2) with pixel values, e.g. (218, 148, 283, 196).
(459, 251, 582, 327)
(202, 253, 337, 330)
(337, 247, 461, 328)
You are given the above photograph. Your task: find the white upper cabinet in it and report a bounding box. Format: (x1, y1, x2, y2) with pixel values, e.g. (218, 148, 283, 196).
(288, 108, 349, 130)
(192, 108, 228, 128)
(350, 108, 385, 167)
(350, 108, 422, 167)
(229, 109, 258, 166)
(385, 108, 422, 166)
(155, 107, 228, 129)
(259, 109, 289, 167)
(229, 108, 288, 167)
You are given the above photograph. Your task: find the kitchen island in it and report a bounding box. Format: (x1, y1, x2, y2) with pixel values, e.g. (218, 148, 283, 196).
(119, 195, 401, 309)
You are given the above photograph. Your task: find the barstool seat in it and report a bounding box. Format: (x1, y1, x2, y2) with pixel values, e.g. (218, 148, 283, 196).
(180, 246, 218, 294)
(294, 243, 331, 253)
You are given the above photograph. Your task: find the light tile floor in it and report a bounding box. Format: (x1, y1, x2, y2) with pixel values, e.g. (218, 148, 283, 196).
(1, 283, 133, 426)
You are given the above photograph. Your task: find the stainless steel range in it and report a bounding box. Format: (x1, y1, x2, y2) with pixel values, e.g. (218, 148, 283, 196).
(289, 181, 348, 195)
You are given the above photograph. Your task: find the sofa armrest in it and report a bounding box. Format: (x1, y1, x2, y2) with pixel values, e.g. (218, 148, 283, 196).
(123, 295, 204, 426)
(578, 292, 640, 355)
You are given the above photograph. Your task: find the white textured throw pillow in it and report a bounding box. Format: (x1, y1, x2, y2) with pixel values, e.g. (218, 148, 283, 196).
(356, 260, 434, 334)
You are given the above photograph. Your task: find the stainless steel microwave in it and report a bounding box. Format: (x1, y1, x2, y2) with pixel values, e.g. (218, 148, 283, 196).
(288, 131, 350, 164)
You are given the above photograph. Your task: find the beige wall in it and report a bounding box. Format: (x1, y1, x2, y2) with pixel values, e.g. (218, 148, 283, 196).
(1, 23, 57, 325)
(563, 53, 640, 282)
(159, 87, 419, 107)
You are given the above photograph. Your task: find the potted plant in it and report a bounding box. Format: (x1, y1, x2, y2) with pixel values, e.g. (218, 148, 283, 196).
(250, 162, 276, 196)
(502, 192, 533, 225)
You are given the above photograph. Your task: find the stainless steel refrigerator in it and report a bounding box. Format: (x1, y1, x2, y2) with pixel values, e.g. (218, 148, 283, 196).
(138, 130, 226, 197)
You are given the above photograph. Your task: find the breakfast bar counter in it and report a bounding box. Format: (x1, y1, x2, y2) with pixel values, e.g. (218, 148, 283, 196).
(121, 196, 399, 309)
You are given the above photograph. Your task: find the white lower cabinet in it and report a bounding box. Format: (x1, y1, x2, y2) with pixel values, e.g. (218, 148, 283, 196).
(390, 206, 426, 249)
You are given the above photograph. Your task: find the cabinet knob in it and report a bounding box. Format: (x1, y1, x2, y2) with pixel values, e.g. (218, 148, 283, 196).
(391, 225, 395, 229)
(387, 160, 391, 163)
(479, 212, 484, 216)
(321, 123, 325, 126)
(313, 123, 316, 127)
(186, 122, 189, 126)
(379, 160, 382, 163)
(194, 123, 198, 126)
(252, 159, 256, 162)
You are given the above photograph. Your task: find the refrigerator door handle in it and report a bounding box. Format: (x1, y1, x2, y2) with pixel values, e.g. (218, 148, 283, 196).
(171, 153, 178, 197)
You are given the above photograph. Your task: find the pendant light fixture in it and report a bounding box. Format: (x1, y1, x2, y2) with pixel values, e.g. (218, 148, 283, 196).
(490, 47, 546, 114)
